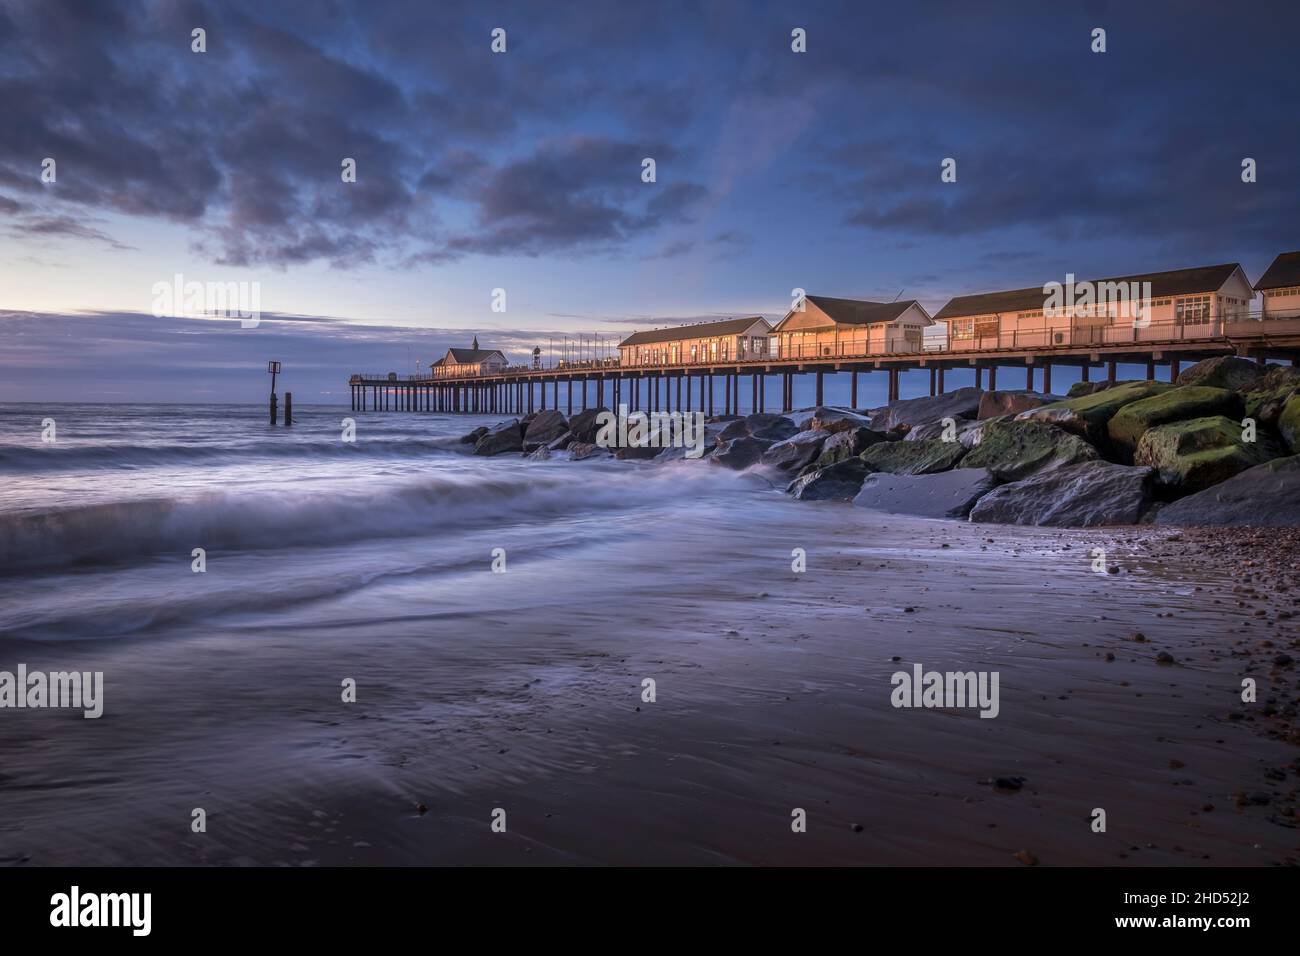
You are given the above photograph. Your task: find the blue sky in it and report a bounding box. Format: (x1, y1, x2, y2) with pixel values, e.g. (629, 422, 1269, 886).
(2, 0, 1299, 401)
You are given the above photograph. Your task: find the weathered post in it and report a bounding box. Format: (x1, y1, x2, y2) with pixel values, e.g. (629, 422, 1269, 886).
(267, 360, 281, 425)
(284, 392, 293, 426)
(1041, 362, 1051, 394)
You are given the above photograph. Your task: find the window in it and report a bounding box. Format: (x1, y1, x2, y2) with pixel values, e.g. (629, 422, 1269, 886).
(950, 318, 974, 340)
(974, 316, 998, 338)
(1176, 295, 1211, 323)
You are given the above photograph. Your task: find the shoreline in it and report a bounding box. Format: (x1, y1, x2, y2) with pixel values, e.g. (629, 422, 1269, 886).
(3, 512, 1296, 866)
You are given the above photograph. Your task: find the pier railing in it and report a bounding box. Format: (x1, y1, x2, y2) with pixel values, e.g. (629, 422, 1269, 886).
(350, 310, 1300, 382)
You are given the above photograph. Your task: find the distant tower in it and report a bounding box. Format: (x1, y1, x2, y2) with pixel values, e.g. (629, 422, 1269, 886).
(532, 346, 542, 370)
(472, 335, 479, 350)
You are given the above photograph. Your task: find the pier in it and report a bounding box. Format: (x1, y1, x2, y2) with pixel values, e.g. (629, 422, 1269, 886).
(349, 314, 1300, 415)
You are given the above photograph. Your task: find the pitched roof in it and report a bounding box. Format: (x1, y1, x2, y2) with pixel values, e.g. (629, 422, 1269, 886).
(618, 316, 770, 348)
(933, 263, 1243, 321)
(434, 347, 505, 366)
(1255, 251, 1300, 291)
(803, 295, 921, 326)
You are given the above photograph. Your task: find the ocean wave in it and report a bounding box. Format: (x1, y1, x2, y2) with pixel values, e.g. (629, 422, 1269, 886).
(0, 436, 466, 472)
(0, 462, 747, 572)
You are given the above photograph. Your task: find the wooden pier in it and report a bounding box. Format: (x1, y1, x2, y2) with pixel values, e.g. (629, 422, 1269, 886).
(348, 317, 1300, 415)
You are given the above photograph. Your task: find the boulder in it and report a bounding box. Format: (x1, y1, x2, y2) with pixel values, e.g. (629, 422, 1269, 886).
(473, 419, 525, 456)
(904, 417, 984, 443)
(1155, 455, 1300, 527)
(719, 412, 800, 443)
(869, 387, 983, 434)
(807, 406, 876, 434)
(1277, 392, 1300, 453)
(1106, 386, 1243, 455)
(977, 390, 1059, 420)
(852, 468, 1000, 519)
(787, 457, 871, 501)
(460, 425, 489, 445)
(1243, 378, 1300, 429)
(1175, 355, 1265, 391)
(860, 437, 966, 475)
(1016, 380, 1174, 441)
(968, 461, 1155, 527)
(523, 409, 568, 451)
(958, 419, 1099, 481)
(811, 425, 888, 468)
(710, 436, 773, 470)
(567, 407, 609, 444)
(528, 446, 573, 462)
(1134, 415, 1279, 493)
(568, 441, 612, 461)
(760, 429, 830, 471)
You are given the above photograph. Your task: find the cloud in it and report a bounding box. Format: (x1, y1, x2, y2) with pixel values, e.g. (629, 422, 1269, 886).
(0, 0, 715, 271)
(9, 214, 134, 251)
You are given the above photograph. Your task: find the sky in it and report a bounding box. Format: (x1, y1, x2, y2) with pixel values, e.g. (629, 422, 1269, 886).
(2, 0, 1299, 402)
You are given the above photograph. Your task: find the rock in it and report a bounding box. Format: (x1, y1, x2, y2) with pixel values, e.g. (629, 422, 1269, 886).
(811, 425, 888, 468)
(1067, 380, 1116, 398)
(528, 446, 573, 462)
(1106, 386, 1243, 455)
(1244, 381, 1300, 430)
(968, 461, 1155, 527)
(904, 417, 984, 443)
(718, 419, 750, 441)
(1155, 454, 1300, 526)
(750, 415, 801, 442)
(460, 425, 489, 444)
(567, 406, 609, 444)
(1176, 355, 1265, 391)
(852, 468, 1000, 519)
(1016, 380, 1174, 441)
(1134, 415, 1279, 493)
(807, 406, 876, 434)
(614, 442, 662, 461)
(760, 429, 830, 471)
(522, 409, 568, 451)
(787, 457, 871, 500)
(860, 438, 966, 475)
(719, 412, 800, 443)
(473, 418, 524, 456)
(568, 441, 612, 461)
(710, 436, 773, 470)
(977, 390, 1059, 420)
(958, 419, 1098, 481)
(1280, 394, 1300, 453)
(869, 387, 984, 434)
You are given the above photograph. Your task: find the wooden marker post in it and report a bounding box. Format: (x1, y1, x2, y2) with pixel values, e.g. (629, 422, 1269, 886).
(267, 360, 281, 425)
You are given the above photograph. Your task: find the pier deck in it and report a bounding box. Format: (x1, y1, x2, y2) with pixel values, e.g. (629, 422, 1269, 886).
(348, 317, 1300, 415)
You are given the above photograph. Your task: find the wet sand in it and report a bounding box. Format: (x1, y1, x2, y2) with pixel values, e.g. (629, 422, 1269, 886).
(1, 496, 1297, 866)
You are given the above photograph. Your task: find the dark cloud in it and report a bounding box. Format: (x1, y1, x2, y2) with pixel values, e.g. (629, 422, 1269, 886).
(0, 0, 714, 269)
(8, 214, 134, 251)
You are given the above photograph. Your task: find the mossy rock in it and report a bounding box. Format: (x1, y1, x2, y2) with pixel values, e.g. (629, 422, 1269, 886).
(1175, 355, 1265, 391)
(860, 438, 966, 475)
(1280, 393, 1300, 454)
(1106, 386, 1242, 455)
(1243, 382, 1300, 428)
(1134, 415, 1279, 493)
(1018, 380, 1174, 441)
(959, 419, 1098, 481)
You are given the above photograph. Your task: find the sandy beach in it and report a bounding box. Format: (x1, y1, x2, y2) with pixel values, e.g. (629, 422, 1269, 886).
(2, 410, 1295, 866)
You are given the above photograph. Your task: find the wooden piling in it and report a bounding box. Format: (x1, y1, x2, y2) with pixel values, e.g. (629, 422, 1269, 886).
(284, 392, 293, 425)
